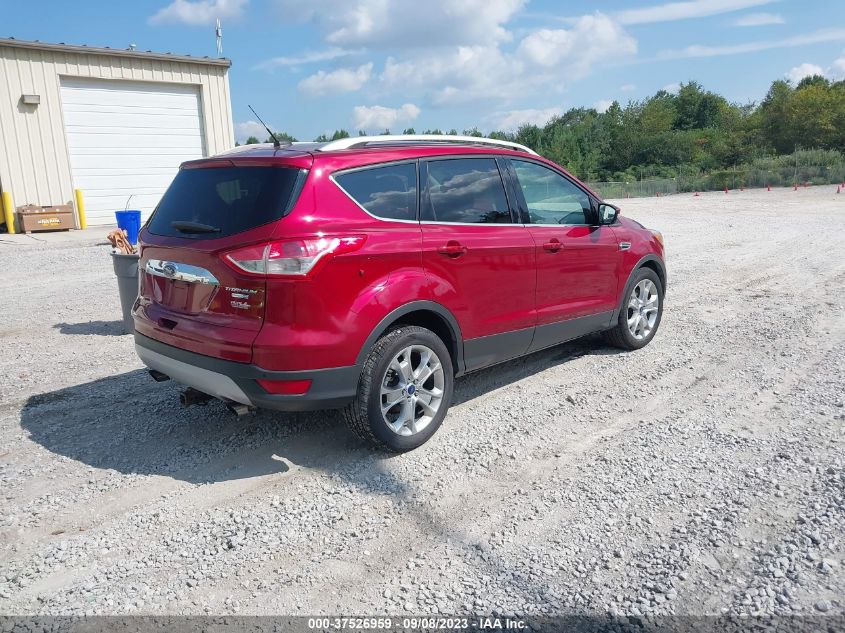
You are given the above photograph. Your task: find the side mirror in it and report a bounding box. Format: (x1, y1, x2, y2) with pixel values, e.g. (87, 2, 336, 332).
(598, 203, 619, 225)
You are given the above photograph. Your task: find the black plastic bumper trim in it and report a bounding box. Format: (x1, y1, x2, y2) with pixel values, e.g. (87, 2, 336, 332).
(134, 333, 360, 411)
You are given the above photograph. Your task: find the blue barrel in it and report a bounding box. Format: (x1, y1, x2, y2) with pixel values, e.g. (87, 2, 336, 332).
(115, 209, 142, 245)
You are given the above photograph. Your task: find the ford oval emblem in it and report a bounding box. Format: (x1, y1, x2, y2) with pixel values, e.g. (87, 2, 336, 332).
(162, 262, 178, 277)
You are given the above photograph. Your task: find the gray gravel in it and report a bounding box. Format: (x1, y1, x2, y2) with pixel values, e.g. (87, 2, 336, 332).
(0, 186, 843, 618)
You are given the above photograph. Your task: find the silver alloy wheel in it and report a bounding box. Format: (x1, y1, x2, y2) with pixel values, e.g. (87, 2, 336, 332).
(627, 279, 659, 340)
(380, 344, 445, 436)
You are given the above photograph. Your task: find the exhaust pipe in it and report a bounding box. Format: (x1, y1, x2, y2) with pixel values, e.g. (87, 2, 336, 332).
(148, 369, 170, 382)
(225, 400, 254, 417)
(180, 388, 213, 407)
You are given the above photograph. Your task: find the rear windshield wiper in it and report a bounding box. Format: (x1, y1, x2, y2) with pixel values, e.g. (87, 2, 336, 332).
(171, 220, 221, 234)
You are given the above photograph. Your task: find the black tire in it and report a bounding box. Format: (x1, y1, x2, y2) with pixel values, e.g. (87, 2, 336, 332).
(603, 267, 664, 350)
(343, 325, 454, 452)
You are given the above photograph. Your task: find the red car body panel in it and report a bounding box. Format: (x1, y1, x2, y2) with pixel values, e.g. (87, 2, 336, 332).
(133, 142, 664, 410)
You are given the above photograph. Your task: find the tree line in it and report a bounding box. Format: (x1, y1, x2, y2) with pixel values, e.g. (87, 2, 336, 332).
(242, 76, 845, 190)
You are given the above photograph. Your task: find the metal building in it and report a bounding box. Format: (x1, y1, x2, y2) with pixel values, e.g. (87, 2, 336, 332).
(0, 37, 234, 227)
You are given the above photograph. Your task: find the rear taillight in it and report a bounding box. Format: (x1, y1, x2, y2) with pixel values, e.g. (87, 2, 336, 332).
(223, 236, 365, 277)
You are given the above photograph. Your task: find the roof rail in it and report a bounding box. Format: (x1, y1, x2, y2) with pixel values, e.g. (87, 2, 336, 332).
(316, 134, 538, 156)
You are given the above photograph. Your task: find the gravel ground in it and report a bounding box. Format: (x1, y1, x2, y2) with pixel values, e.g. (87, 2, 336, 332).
(0, 186, 843, 620)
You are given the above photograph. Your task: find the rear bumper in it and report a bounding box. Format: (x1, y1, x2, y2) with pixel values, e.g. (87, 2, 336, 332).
(134, 333, 360, 411)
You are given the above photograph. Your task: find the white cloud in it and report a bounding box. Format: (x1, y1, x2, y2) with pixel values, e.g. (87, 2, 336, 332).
(829, 50, 845, 80)
(376, 12, 636, 107)
(659, 28, 845, 59)
(662, 82, 681, 94)
(489, 108, 562, 131)
(517, 14, 637, 77)
(380, 45, 525, 106)
(235, 120, 270, 142)
(620, 83, 636, 92)
(617, 0, 774, 25)
(786, 63, 824, 83)
(352, 103, 420, 131)
(253, 48, 357, 71)
(595, 99, 614, 113)
(274, 0, 525, 47)
(732, 12, 785, 27)
(149, 0, 246, 25)
(298, 63, 373, 96)
(276, 7, 637, 111)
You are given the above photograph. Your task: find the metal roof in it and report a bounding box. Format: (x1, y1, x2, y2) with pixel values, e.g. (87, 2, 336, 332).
(0, 37, 231, 67)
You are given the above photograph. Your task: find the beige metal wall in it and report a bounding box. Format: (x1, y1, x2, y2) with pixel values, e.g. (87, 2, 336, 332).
(0, 43, 233, 215)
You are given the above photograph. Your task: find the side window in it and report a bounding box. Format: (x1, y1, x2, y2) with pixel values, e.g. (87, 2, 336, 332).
(422, 158, 512, 224)
(512, 160, 592, 225)
(334, 162, 417, 221)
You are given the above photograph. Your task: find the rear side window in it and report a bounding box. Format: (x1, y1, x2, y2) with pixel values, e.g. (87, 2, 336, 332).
(422, 158, 511, 224)
(334, 162, 418, 221)
(147, 166, 304, 239)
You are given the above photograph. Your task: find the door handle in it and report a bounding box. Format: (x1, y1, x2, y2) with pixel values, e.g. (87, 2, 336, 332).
(542, 238, 562, 252)
(437, 241, 467, 258)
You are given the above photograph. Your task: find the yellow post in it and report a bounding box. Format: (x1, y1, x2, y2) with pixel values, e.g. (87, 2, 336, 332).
(1, 190, 15, 235)
(74, 188, 87, 230)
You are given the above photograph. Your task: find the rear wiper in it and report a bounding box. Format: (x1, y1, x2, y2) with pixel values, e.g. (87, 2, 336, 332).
(171, 220, 221, 234)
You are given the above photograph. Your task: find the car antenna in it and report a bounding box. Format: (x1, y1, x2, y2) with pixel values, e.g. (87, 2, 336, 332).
(248, 104, 283, 149)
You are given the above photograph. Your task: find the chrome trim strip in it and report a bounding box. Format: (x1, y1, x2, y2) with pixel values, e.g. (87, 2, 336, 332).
(619, 242, 632, 250)
(145, 259, 220, 285)
(419, 220, 525, 227)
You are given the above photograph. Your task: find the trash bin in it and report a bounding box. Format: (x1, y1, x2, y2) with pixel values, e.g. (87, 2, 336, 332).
(111, 252, 140, 334)
(115, 209, 142, 245)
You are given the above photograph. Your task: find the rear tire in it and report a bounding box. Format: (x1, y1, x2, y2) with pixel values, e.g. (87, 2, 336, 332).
(603, 267, 663, 350)
(343, 325, 454, 452)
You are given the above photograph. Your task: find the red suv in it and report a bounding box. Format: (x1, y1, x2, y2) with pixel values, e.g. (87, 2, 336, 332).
(134, 135, 665, 451)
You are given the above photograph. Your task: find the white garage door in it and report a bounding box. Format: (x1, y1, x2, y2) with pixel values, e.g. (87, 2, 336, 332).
(60, 78, 206, 226)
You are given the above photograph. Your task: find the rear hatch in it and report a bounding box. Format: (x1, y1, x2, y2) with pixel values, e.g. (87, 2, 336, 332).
(135, 158, 309, 362)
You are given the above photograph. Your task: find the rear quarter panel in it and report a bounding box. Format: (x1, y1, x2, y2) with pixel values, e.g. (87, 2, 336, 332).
(251, 165, 428, 371)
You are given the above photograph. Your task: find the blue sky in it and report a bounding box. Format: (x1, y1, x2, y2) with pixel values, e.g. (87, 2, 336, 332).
(5, 0, 845, 142)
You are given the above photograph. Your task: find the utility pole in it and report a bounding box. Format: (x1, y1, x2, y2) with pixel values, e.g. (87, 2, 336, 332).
(216, 18, 223, 57)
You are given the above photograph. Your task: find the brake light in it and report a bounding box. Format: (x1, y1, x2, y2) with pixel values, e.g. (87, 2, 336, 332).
(223, 236, 365, 277)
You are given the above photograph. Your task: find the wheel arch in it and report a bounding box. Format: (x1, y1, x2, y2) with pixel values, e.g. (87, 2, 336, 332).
(612, 255, 667, 321)
(637, 255, 666, 293)
(355, 301, 465, 375)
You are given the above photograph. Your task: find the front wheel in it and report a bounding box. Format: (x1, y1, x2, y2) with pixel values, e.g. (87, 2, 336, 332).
(603, 268, 664, 350)
(343, 325, 454, 452)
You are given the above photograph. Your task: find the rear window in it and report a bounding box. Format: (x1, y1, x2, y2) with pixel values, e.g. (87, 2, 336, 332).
(334, 162, 418, 221)
(147, 166, 304, 239)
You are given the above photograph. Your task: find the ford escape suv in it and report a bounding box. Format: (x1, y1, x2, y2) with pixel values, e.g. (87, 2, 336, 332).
(134, 135, 665, 451)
